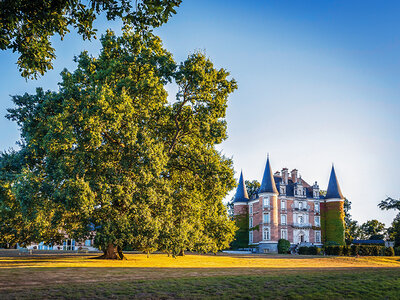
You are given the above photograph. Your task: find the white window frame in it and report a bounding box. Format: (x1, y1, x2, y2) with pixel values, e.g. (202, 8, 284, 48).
(281, 214, 287, 225)
(315, 231, 321, 243)
(263, 213, 270, 224)
(249, 204, 253, 215)
(249, 216, 253, 228)
(298, 201, 303, 209)
(315, 216, 320, 227)
(315, 202, 320, 213)
(281, 200, 286, 210)
(263, 197, 270, 208)
(263, 226, 270, 241)
(298, 215, 304, 224)
(249, 231, 253, 244)
(281, 229, 288, 240)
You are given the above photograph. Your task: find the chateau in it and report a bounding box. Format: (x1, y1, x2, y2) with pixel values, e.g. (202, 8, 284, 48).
(233, 157, 345, 253)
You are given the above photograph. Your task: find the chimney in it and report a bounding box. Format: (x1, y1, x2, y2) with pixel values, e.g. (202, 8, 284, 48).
(291, 169, 298, 183)
(282, 168, 288, 185)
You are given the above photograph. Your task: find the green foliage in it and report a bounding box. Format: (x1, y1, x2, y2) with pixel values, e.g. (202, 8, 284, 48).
(360, 220, 385, 240)
(378, 197, 400, 211)
(0, 0, 182, 78)
(384, 247, 395, 256)
(298, 246, 321, 255)
(387, 213, 400, 247)
(342, 245, 351, 256)
(395, 246, 400, 256)
(343, 198, 361, 245)
(231, 213, 249, 249)
(2, 29, 237, 257)
(244, 180, 260, 199)
(325, 245, 391, 256)
(322, 203, 345, 246)
(277, 239, 290, 254)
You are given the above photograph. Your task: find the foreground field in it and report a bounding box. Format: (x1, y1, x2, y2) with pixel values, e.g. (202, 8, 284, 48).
(1, 252, 399, 299)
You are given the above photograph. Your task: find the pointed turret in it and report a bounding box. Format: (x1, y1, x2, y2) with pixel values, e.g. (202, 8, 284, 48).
(259, 156, 278, 194)
(325, 165, 343, 199)
(233, 171, 249, 203)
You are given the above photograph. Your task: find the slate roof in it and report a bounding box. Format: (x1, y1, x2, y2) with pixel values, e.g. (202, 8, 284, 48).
(233, 171, 249, 203)
(259, 157, 278, 194)
(274, 176, 316, 199)
(325, 166, 343, 199)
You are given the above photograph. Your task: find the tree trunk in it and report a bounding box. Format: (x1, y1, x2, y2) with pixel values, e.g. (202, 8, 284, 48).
(178, 249, 185, 256)
(96, 243, 127, 260)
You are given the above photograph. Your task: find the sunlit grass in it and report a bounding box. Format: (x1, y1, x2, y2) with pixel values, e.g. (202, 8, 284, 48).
(0, 253, 399, 299)
(0, 253, 399, 269)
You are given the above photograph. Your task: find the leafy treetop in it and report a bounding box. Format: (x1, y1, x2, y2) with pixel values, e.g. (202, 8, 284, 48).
(0, 0, 182, 79)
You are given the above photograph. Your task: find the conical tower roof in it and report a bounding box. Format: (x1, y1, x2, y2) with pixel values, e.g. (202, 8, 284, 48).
(233, 171, 249, 203)
(259, 156, 278, 194)
(325, 165, 343, 199)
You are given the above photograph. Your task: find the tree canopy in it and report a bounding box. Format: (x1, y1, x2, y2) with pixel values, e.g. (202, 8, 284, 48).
(1, 29, 237, 258)
(0, 0, 181, 79)
(359, 219, 386, 240)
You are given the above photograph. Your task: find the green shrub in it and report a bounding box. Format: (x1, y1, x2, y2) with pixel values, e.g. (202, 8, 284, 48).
(277, 239, 291, 254)
(342, 245, 351, 256)
(298, 246, 309, 255)
(350, 245, 359, 256)
(384, 247, 395, 256)
(308, 246, 321, 255)
(395, 247, 400, 256)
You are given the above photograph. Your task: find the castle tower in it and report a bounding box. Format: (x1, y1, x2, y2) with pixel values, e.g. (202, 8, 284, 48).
(232, 171, 250, 248)
(233, 171, 249, 213)
(257, 156, 279, 251)
(321, 165, 345, 245)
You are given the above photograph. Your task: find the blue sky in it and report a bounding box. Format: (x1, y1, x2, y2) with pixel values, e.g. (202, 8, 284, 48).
(0, 0, 399, 225)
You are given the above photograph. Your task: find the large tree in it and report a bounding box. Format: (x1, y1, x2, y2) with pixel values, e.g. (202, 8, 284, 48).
(3, 29, 237, 258)
(379, 196, 400, 246)
(0, 0, 181, 79)
(387, 213, 400, 247)
(359, 220, 386, 240)
(343, 198, 361, 244)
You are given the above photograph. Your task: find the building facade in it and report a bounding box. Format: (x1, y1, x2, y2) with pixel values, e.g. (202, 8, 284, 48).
(233, 157, 345, 253)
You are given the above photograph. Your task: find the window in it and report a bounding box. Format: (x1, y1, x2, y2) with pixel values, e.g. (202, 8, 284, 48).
(315, 231, 321, 243)
(281, 214, 287, 225)
(263, 197, 270, 207)
(281, 200, 286, 210)
(298, 201, 303, 209)
(315, 202, 320, 212)
(263, 213, 270, 224)
(249, 231, 253, 244)
(249, 217, 253, 228)
(315, 216, 320, 227)
(303, 190, 305, 196)
(298, 215, 304, 224)
(281, 229, 288, 240)
(249, 204, 253, 215)
(263, 226, 270, 240)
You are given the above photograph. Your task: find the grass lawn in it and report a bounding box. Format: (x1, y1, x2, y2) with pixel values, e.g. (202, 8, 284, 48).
(0, 252, 399, 299)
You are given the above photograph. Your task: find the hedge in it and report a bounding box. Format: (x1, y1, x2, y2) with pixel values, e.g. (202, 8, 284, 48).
(277, 239, 291, 254)
(298, 246, 321, 255)
(324, 245, 395, 256)
(395, 247, 400, 256)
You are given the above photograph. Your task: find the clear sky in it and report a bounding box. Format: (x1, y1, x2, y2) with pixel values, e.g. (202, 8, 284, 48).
(0, 0, 399, 225)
